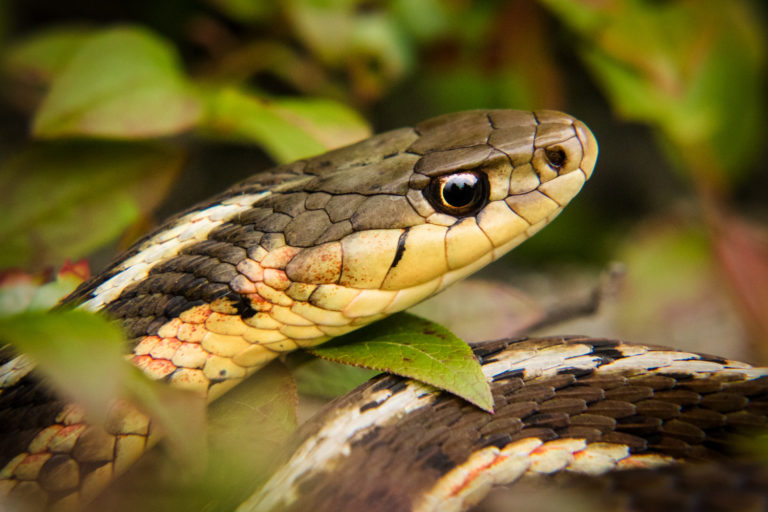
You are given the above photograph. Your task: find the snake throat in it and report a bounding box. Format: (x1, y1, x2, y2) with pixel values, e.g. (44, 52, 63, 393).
(0, 110, 597, 509)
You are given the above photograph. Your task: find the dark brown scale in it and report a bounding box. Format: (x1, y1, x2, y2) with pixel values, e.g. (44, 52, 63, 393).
(185, 240, 246, 265)
(701, 392, 750, 412)
(538, 397, 588, 415)
(350, 195, 423, 231)
(605, 385, 654, 403)
(314, 220, 354, 244)
(569, 413, 617, 432)
(586, 400, 637, 419)
(284, 209, 333, 247)
(209, 223, 264, 249)
(268, 192, 308, 217)
(634, 399, 681, 419)
(0, 377, 64, 468)
(523, 412, 570, 429)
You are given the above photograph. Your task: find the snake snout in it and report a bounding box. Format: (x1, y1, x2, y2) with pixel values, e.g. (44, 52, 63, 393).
(574, 120, 598, 180)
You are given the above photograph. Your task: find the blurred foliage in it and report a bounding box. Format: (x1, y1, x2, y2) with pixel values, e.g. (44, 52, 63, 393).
(1, 0, 767, 508)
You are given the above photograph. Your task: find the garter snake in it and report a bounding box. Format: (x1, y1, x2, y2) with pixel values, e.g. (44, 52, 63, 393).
(7, 108, 757, 511)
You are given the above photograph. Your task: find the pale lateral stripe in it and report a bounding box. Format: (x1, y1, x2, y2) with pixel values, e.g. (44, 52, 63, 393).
(240, 381, 438, 512)
(81, 192, 269, 312)
(0, 354, 35, 389)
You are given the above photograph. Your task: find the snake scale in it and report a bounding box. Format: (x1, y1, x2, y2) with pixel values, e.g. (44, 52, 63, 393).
(1, 109, 765, 511)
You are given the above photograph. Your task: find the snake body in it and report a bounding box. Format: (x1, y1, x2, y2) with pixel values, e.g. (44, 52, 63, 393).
(0, 110, 597, 509)
(246, 336, 768, 512)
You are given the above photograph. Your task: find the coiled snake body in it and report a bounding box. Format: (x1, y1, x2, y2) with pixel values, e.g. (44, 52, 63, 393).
(1, 110, 765, 511)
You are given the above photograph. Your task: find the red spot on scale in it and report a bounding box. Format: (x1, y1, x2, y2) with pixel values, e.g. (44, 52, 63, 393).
(448, 453, 509, 497)
(247, 293, 273, 312)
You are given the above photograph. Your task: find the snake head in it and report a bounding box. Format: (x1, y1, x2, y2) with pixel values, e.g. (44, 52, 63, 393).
(70, 109, 597, 354)
(279, 110, 598, 337)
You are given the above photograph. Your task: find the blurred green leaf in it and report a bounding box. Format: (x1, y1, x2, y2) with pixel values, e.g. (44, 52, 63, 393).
(293, 357, 379, 399)
(614, 219, 749, 357)
(390, 0, 451, 42)
(286, 0, 412, 99)
(0, 267, 85, 316)
(0, 310, 128, 422)
(203, 87, 370, 163)
(205, 0, 279, 23)
(91, 362, 296, 511)
(3, 25, 94, 84)
(123, 365, 207, 466)
(541, 0, 766, 184)
(1, 308, 207, 464)
(33, 26, 202, 138)
(309, 312, 493, 412)
(0, 142, 184, 270)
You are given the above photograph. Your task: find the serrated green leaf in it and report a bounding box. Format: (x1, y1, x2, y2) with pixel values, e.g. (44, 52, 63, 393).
(202, 87, 370, 163)
(3, 25, 94, 83)
(33, 26, 202, 138)
(0, 142, 183, 270)
(309, 313, 492, 412)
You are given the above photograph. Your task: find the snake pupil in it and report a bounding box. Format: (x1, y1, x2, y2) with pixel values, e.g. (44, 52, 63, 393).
(426, 171, 488, 216)
(442, 175, 477, 207)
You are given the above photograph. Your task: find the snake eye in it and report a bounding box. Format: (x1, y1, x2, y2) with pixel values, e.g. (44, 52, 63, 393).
(545, 147, 567, 169)
(427, 171, 489, 216)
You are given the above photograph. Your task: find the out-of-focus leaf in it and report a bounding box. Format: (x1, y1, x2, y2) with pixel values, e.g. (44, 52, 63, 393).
(0, 261, 89, 315)
(410, 279, 544, 342)
(293, 357, 379, 399)
(309, 313, 492, 412)
(0, 142, 184, 270)
(1, 307, 207, 465)
(3, 26, 94, 84)
(33, 26, 202, 138)
(0, 310, 128, 422)
(390, 0, 451, 42)
(286, 0, 412, 100)
(123, 366, 207, 466)
(203, 87, 370, 163)
(205, 0, 278, 23)
(91, 362, 296, 511)
(541, 0, 766, 184)
(710, 214, 768, 361)
(616, 219, 749, 359)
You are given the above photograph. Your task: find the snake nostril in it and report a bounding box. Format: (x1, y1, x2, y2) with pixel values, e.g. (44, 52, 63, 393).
(545, 147, 567, 169)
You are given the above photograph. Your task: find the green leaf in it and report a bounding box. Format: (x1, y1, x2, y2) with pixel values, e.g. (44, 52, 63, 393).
(92, 362, 297, 511)
(0, 270, 83, 316)
(293, 357, 379, 399)
(309, 313, 493, 412)
(3, 25, 94, 84)
(0, 142, 184, 270)
(287, 0, 412, 77)
(0, 309, 207, 463)
(33, 26, 202, 138)
(0, 310, 129, 422)
(202, 87, 370, 163)
(122, 366, 207, 465)
(205, 0, 278, 23)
